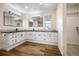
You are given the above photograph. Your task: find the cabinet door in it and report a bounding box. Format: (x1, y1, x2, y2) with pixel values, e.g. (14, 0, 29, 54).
(2, 33, 11, 40)
(48, 33, 58, 42)
(37, 32, 49, 41)
(35, 32, 43, 41)
(22, 32, 26, 40)
(15, 33, 21, 43)
(15, 32, 25, 43)
(20, 32, 25, 41)
(2, 33, 9, 47)
(27, 32, 33, 39)
(2, 33, 15, 47)
(26, 32, 29, 39)
(31, 32, 36, 40)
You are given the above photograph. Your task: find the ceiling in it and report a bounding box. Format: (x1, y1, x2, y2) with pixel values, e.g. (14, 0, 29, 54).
(9, 3, 57, 17)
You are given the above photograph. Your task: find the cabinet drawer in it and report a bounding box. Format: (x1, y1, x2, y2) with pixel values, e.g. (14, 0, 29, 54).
(2, 33, 15, 39)
(15, 32, 25, 43)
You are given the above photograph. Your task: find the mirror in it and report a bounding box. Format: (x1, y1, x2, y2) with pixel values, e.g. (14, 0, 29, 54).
(3, 11, 23, 27)
(29, 16, 43, 27)
(44, 16, 52, 30)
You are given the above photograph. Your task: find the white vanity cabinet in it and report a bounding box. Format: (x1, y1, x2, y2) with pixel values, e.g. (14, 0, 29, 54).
(0, 31, 58, 51)
(2, 33, 15, 48)
(0, 32, 26, 51)
(26, 32, 58, 45)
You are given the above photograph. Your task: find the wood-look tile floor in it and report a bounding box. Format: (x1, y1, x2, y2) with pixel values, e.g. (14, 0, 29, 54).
(0, 42, 61, 56)
(67, 44, 79, 56)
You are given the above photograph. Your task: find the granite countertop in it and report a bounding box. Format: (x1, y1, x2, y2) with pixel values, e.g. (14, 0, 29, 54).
(0, 29, 58, 33)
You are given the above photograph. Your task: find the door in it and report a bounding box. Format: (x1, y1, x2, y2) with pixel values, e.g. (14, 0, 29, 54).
(66, 3, 79, 56)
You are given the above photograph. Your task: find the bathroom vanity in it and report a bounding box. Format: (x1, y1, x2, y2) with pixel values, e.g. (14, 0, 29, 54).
(0, 30, 58, 51)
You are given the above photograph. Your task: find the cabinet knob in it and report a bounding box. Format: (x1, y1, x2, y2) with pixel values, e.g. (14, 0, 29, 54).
(21, 34, 23, 36)
(4, 34, 6, 36)
(12, 40, 14, 41)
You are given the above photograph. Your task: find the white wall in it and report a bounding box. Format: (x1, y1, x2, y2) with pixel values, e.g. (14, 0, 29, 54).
(27, 11, 57, 30)
(57, 4, 64, 55)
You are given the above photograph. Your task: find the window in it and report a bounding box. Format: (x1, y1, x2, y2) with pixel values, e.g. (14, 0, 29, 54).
(45, 21, 52, 30)
(45, 16, 52, 30)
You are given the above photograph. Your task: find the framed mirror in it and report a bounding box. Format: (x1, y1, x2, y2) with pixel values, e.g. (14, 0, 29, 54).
(29, 16, 43, 27)
(3, 11, 23, 27)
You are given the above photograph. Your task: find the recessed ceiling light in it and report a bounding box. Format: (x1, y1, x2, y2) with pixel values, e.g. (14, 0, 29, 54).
(40, 3, 43, 5)
(25, 6, 28, 8)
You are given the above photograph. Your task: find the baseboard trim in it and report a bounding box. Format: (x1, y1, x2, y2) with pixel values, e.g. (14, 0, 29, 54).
(1, 39, 58, 51)
(67, 42, 79, 45)
(26, 40, 58, 46)
(0, 48, 3, 50)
